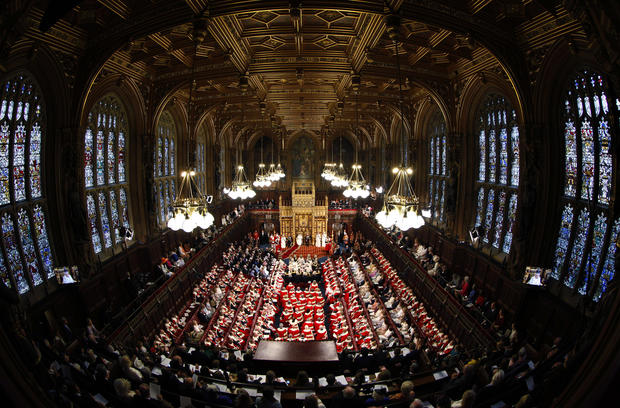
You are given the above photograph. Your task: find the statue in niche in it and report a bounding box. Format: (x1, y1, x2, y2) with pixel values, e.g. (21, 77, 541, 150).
(291, 134, 315, 179)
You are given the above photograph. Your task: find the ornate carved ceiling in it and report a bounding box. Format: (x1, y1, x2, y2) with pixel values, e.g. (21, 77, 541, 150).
(3, 0, 589, 144)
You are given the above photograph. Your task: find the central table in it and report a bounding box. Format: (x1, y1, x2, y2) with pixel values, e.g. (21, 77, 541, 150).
(254, 340, 339, 362)
(253, 340, 340, 376)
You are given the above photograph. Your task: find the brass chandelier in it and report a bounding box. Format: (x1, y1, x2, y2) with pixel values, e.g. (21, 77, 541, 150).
(167, 30, 214, 232)
(343, 90, 370, 199)
(376, 17, 424, 230)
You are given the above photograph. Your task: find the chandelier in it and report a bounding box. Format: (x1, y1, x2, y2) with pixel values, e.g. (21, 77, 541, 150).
(267, 123, 285, 181)
(167, 30, 214, 232)
(343, 89, 370, 199)
(331, 162, 348, 188)
(253, 109, 272, 188)
(226, 100, 256, 199)
(167, 171, 214, 232)
(375, 17, 424, 230)
(226, 164, 256, 199)
(321, 162, 335, 180)
(331, 118, 349, 188)
(253, 163, 271, 188)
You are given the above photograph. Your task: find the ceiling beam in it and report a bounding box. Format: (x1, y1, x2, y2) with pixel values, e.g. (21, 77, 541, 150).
(407, 29, 451, 65)
(96, 0, 131, 20)
(148, 33, 193, 67)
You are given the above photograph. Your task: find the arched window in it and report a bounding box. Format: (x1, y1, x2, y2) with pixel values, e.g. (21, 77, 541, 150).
(0, 73, 54, 294)
(84, 95, 130, 254)
(551, 70, 618, 301)
(154, 111, 176, 226)
(428, 109, 448, 224)
(474, 94, 520, 254)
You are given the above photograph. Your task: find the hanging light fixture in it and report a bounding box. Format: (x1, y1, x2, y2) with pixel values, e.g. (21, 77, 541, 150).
(343, 88, 371, 199)
(271, 125, 285, 180)
(226, 99, 256, 199)
(331, 114, 349, 188)
(167, 30, 214, 232)
(375, 17, 424, 231)
(266, 120, 279, 182)
(253, 106, 272, 188)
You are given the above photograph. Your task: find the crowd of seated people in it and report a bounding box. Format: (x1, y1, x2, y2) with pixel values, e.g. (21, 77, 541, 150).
(29, 301, 580, 408)
(328, 199, 354, 209)
(221, 204, 245, 226)
(274, 281, 328, 342)
(17, 232, 583, 408)
(408, 238, 511, 337)
(373, 218, 512, 341)
(246, 199, 277, 210)
(284, 254, 321, 282)
(370, 248, 455, 357)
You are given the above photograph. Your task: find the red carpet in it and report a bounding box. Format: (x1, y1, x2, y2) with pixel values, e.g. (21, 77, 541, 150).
(280, 244, 299, 259)
(293, 245, 329, 258)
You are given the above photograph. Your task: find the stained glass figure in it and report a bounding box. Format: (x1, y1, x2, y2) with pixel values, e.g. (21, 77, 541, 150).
(564, 208, 590, 289)
(475, 188, 485, 227)
(484, 189, 495, 243)
(493, 191, 506, 248)
(579, 214, 607, 295)
(32, 205, 53, 278)
(502, 194, 517, 253)
(564, 118, 577, 197)
(580, 120, 594, 200)
(87, 194, 102, 253)
(17, 208, 42, 286)
(598, 120, 612, 205)
(510, 124, 519, 186)
(29, 123, 42, 198)
(594, 219, 620, 301)
(98, 192, 112, 248)
(2, 213, 29, 294)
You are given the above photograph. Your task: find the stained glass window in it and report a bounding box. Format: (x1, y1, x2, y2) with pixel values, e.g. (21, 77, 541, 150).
(0, 74, 54, 294)
(553, 70, 618, 300)
(475, 95, 519, 253)
(155, 111, 176, 226)
(427, 109, 448, 225)
(84, 95, 130, 254)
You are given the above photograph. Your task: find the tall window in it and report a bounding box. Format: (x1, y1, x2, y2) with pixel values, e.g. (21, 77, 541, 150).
(428, 109, 448, 223)
(0, 73, 54, 294)
(551, 70, 618, 301)
(84, 95, 130, 254)
(474, 94, 520, 254)
(155, 111, 176, 226)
